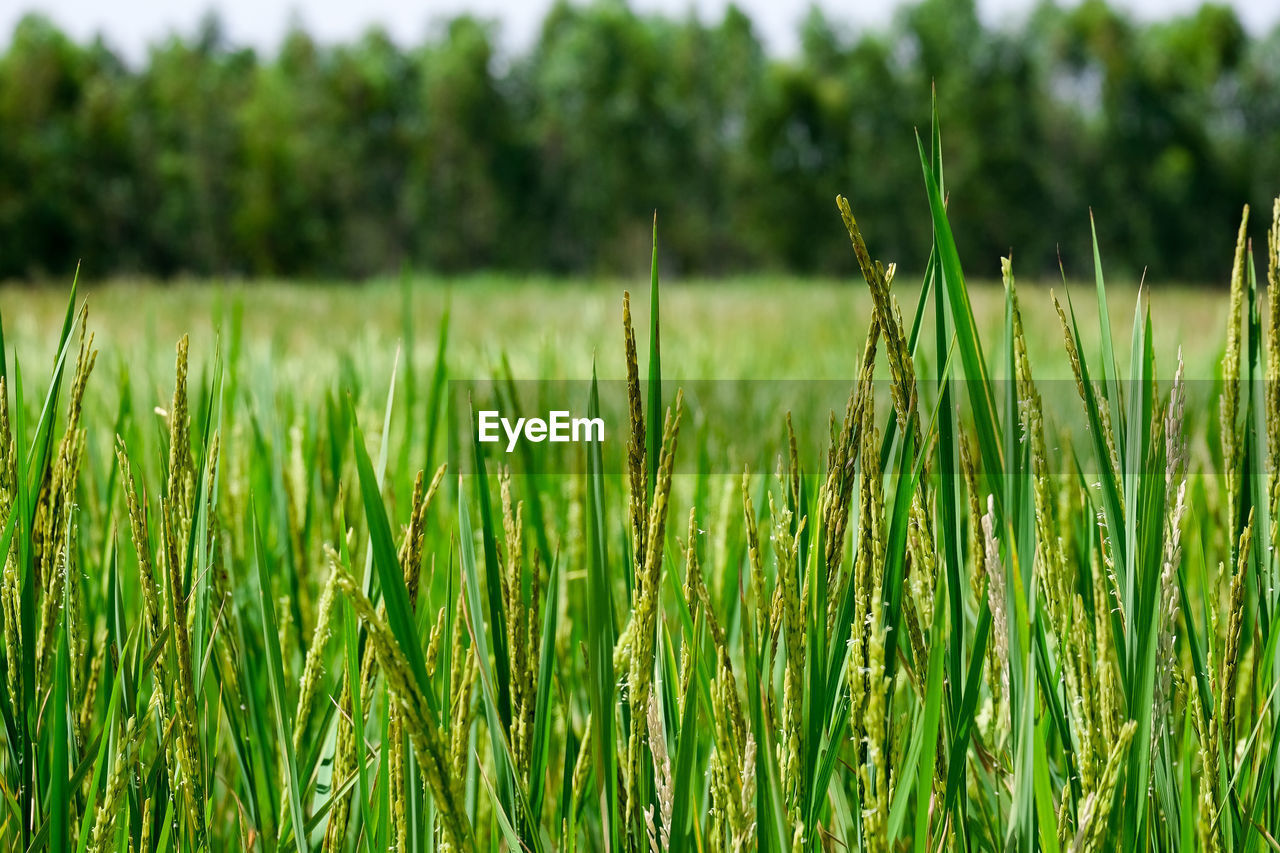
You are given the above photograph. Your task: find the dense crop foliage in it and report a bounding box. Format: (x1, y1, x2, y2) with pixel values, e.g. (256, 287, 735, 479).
(1, 120, 1279, 852)
(2, 0, 1279, 280)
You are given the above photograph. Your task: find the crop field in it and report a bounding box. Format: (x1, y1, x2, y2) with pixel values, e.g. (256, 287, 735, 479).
(0, 146, 1276, 852)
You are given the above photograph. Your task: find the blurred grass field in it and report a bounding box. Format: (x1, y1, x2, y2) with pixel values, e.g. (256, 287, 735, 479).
(0, 275, 1229, 386)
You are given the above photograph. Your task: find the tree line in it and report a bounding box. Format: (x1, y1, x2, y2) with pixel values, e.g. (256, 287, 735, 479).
(1, 0, 1277, 282)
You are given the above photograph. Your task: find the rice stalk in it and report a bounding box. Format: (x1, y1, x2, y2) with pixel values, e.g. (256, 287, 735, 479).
(332, 566, 473, 849)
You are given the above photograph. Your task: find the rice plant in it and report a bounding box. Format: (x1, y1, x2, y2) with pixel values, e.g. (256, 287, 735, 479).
(2, 111, 1280, 852)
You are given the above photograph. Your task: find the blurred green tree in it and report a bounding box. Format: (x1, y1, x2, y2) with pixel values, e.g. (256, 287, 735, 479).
(0, 0, 1276, 281)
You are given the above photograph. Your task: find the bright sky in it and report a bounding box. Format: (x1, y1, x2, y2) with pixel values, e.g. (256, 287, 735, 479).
(1, 0, 1275, 62)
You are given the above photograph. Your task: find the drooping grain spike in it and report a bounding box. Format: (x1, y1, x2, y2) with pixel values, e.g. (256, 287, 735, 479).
(334, 567, 473, 849)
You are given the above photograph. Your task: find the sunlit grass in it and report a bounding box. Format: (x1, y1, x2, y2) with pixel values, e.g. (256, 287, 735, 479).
(0, 118, 1271, 851)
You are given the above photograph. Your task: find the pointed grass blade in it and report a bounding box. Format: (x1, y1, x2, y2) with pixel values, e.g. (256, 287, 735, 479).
(252, 514, 310, 853)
